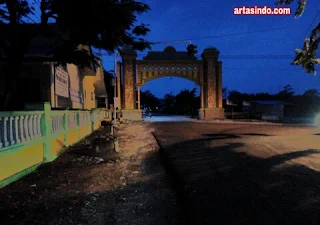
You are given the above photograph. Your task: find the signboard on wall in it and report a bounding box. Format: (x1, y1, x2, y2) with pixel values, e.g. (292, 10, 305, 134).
(55, 66, 69, 98)
(70, 88, 82, 103)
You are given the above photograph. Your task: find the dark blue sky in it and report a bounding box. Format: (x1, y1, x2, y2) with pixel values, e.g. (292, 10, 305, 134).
(102, 0, 320, 98)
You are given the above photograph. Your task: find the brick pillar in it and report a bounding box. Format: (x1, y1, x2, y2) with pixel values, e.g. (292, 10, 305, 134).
(121, 49, 137, 110)
(202, 49, 219, 109)
(201, 48, 225, 120)
(119, 49, 141, 121)
(202, 64, 208, 108)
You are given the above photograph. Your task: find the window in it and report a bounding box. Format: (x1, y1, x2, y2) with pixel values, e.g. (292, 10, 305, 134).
(57, 96, 69, 109)
(91, 92, 94, 100)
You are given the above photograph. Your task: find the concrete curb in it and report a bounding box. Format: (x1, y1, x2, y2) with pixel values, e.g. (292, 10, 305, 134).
(147, 128, 161, 152)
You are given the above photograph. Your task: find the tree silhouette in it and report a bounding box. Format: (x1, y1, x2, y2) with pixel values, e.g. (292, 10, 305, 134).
(303, 88, 320, 97)
(300, 88, 320, 116)
(222, 87, 228, 99)
(277, 84, 295, 102)
(140, 90, 159, 111)
(163, 92, 176, 114)
(275, 0, 320, 75)
(0, 0, 151, 110)
(175, 88, 197, 115)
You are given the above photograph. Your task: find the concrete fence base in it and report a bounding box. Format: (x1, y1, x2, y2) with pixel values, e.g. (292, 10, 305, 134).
(0, 102, 111, 188)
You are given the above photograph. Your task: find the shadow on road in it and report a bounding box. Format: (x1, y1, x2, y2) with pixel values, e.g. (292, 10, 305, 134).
(155, 134, 320, 225)
(202, 134, 241, 139)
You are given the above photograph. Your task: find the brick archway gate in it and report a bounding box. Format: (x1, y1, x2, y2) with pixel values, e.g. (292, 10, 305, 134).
(116, 46, 225, 120)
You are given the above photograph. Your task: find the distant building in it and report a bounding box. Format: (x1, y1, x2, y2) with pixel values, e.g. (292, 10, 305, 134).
(250, 100, 292, 121)
(223, 99, 245, 119)
(242, 101, 251, 112)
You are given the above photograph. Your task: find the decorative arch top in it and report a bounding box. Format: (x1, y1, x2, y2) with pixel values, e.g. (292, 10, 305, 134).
(136, 61, 203, 86)
(142, 45, 197, 61)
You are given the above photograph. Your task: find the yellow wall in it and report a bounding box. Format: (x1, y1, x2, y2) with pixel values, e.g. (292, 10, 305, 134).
(94, 121, 100, 130)
(67, 64, 83, 109)
(67, 129, 79, 146)
(0, 114, 108, 187)
(51, 134, 65, 156)
(0, 143, 44, 181)
(80, 126, 87, 139)
(50, 62, 94, 110)
(87, 124, 92, 135)
(49, 45, 104, 110)
(83, 76, 96, 109)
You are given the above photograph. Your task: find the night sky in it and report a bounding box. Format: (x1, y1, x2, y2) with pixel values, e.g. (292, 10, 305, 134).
(101, 0, 320, 98)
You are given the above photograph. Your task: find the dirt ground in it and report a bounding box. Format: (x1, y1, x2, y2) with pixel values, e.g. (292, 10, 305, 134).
(0, 121, 184, 225)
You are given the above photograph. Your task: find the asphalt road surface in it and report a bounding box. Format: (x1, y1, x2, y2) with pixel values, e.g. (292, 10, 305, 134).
(143, 113, 194, 122)
(152, 121, 320, 225)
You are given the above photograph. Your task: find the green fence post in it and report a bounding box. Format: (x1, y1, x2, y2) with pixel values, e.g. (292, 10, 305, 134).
(41, 102, 53, 161)
(77, 110, 81, 139)
(64, 109, 68, 146)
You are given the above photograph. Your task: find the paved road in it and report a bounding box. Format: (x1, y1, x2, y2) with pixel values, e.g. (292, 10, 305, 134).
(143, 114, 194, 122)
(152, 122, 320, 225)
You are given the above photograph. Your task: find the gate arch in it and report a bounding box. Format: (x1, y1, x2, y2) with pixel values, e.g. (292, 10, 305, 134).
(116, 46, 225, 120)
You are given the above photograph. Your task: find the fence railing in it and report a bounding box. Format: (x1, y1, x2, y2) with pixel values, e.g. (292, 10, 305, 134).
(0, 111, 44, 148)
(0, 106, 108, 150)
(0, 102, 111, 188)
